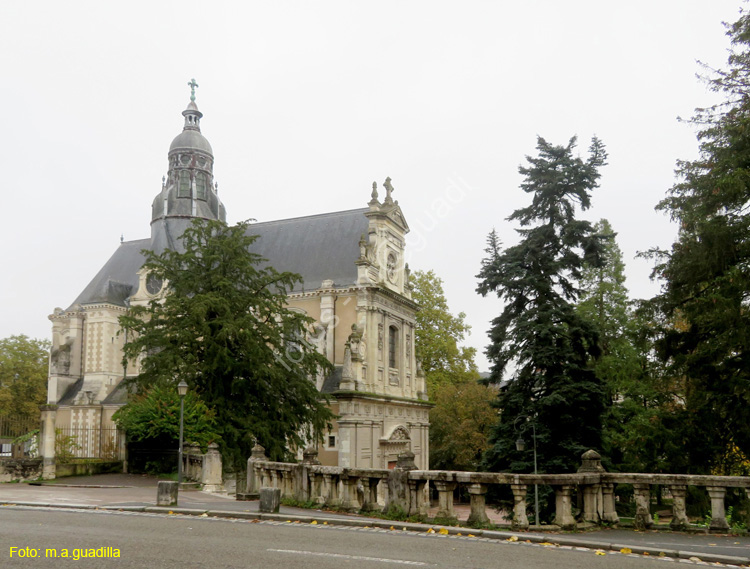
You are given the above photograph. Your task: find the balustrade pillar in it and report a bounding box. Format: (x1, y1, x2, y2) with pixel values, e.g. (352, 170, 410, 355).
(581, 484, 602, 523)
(433, 481, 457, 520)
(466, 483, 489, 526)
(601, 483, 619, 524)
(554, 485, 576, 530)
(632, 483, 653, 530)
(408, 479, 428, 518)
(341, 474, 361, 511)
(707, 486, 730, 532)
(510, 484, 529, 530)
(361, 478, 380, 511)
(669, 485, 689, 530)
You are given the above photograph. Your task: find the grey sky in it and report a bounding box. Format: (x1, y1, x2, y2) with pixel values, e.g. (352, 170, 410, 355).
(0, 1, 741, 371)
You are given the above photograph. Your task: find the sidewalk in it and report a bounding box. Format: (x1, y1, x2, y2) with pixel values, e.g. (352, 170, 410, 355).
(1, 474, 749, 566)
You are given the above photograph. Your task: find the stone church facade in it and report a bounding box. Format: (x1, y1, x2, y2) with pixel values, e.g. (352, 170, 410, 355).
(45, 91, 430, 472)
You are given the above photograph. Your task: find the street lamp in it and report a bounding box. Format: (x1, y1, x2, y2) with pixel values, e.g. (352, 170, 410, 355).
(514, 414, 540, 527)
(177, 380, 188, 485)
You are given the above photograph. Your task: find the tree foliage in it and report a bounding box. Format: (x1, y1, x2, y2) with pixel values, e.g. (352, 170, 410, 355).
(477, 136, 608, 475)
(112, 384, 220, 451)
(0, 335, 50, 421)
(429, 380, 496, 471)
(647, 9, 750, 473)
(410, 269, 478, 397)
(120, 219, 334, 466)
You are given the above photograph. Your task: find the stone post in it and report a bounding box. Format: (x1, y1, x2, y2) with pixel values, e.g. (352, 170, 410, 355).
(201, 442, 223, 492)
(668, 485, 689, 530)
(259, 487, 281, 513)
(433, 480, 457, 520)
(601, 483, 619, 524)
(387, 451, 416, 514)
(707, 486, 730, 532)
(554, 485, 576, 530)
(157, 481, 179, 507)
(245, 444, 267, 499)
(578, 450, 605, 524)
(321, 474, 334, 505)
(510, 484, 529, 530)
(632, 483, 653, 530)
(300, 447, 319, 502)
(466, 483, 489, 526)
(39, 404, 57, 480)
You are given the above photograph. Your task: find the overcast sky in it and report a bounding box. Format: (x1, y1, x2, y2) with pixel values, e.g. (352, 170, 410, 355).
(0, 1, 742, 371)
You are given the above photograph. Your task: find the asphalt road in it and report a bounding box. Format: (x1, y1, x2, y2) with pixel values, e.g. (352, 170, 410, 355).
(1, 508, 680, 569)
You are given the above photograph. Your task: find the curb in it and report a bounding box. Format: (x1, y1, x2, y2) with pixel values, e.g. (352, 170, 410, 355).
(2, 500, 748, 566)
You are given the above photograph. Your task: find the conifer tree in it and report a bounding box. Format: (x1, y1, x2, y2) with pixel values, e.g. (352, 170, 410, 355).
(477, 136, 607, 475)
(120, 219, 334, 466)
(649, 8, 750, 472)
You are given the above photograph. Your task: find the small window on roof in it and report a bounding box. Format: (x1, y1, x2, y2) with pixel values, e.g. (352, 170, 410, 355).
(196, 173, 206, 200)
(178, 170, 190, 198)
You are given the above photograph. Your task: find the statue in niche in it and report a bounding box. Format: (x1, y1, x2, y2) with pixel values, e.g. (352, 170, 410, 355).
(310, 322, 327, 358)
(358, 234, 368, 260)
(348, 324, 363, 361)
(50, 339, 73, 375)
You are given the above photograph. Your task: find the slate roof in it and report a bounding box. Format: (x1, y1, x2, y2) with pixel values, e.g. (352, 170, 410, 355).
(67, 208, 369, 309)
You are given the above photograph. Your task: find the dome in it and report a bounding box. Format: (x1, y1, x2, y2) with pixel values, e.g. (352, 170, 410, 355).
(169, 129, 213, 155)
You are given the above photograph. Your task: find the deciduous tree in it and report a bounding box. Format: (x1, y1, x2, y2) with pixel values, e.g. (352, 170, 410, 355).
(0, 335, 50, 422)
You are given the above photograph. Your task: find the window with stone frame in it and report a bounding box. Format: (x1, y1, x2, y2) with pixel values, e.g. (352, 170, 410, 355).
(178, 170, 190, 197)
(389, 325, 398, 369)
(196, 173, 207, 200)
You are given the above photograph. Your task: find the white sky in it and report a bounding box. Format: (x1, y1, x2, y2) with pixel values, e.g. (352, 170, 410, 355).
(0, 1, 742, 371)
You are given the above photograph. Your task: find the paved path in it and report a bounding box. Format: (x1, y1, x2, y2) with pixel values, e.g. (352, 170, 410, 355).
(1, 474, 748, 566)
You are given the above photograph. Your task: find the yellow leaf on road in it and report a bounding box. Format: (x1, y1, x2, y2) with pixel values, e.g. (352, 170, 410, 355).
(595, 551, 606, 556)
(439, 528, 449, 535)
(507, 535, 518, 542)
(310, 520, 317, 525)
(427, 528, 435, 534)
(620, 548, 632, 555)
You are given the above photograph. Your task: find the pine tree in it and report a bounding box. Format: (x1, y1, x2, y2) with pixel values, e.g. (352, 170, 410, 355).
(477, 136, 608, 476)
(648, 9, 750, 473)
(120, 219, 334, 466)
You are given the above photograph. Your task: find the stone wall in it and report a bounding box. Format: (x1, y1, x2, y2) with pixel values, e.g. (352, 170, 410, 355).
(0, 458, 43, 483)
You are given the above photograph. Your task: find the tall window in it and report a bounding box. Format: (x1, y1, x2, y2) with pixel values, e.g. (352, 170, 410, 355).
(389, 325, 398, 369)
(178, 170, 190, 197)
(196, 173, 206, 200)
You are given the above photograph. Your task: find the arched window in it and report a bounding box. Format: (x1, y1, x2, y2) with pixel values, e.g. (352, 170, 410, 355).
(389, 325, 398, 369)
(196, 173, 206, 200)
(178, 170, 190, 198)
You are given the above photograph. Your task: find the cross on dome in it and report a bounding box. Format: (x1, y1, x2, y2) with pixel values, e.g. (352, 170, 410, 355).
(188, 78, 199, 102)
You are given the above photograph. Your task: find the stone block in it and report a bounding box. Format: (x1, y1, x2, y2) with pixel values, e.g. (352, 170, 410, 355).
(156, 481, 179, 507)
(259, 487, 281, 513)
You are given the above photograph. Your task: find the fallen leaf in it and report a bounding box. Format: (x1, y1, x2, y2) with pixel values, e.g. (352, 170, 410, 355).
(595, 550, 606, 556)
(427, 528, 435, 534)
(689, 557, 702, 563)
(456, 533, 462, 536)
(200, 513, 208, 517)
(620, 548, 632, 555)
(310, 520, 317, 525)
(468, 534, 476, 538)
(439, 528, 449, 535)
(507, 535, 518, 542)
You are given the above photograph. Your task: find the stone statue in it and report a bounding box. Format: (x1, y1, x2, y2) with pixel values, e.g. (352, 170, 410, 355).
(384, 177, 395, 203)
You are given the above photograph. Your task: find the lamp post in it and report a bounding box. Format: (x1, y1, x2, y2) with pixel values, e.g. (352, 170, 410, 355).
(514, 414, 540, 527)
(177, 380, 188, 485)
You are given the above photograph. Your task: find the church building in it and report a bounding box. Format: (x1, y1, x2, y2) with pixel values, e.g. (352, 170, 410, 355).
(45, 86, 431, 473)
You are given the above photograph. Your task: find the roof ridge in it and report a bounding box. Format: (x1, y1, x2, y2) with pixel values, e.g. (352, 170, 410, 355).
(249, 207, 368, 227)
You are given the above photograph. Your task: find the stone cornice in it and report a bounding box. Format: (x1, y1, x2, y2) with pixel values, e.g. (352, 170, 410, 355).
(332, 390, 434, 408)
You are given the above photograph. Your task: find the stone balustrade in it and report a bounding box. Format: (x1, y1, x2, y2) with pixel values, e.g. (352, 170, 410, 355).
(246, 447, 750, 532)
(182, 442, 223, 491)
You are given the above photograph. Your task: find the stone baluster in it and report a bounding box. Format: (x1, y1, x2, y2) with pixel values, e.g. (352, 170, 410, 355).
(340, 473, 361, 511)
(707, 486, 730, 532)
(668, 485, 689, 530)
(361, 477, 380, 511)
(466, 483, 489, 526)
(554, 485, 576, 530)
(270, 469, 279, 490)
(510, 484, 529, 530)
(601, 483, 619, 524)
(433, 481, 457, 521)
(321, 474, 333, 505)
(632, 483, 653, 530)
(407, 479, 429, 518)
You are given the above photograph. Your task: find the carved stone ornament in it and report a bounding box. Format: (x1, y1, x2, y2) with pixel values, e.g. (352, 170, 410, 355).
(50, 339, 73, 375)
(386, 253, 397, 284)
(378, 323, 383, 350)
